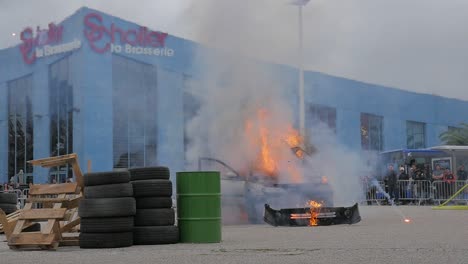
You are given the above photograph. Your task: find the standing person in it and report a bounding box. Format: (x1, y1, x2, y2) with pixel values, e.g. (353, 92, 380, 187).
(457, 165, 467, 181)
(432, 165, 444, 181)
(398, 166, 409, 204)
(385, 165, 398, 204)
(432, 165, 444, 199)
(442, 168, 456, 199)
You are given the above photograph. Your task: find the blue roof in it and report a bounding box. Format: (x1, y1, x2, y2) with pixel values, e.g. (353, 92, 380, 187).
(380, 149, 445, 155)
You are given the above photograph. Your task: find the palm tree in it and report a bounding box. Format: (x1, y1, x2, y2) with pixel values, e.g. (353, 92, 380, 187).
(439, 123, 468, 145)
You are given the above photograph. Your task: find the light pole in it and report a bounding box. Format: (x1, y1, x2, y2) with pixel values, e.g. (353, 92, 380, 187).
(290, 0, 310, 140)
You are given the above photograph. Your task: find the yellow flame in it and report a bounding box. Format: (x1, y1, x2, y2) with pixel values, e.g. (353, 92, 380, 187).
(309, 200, 322, 226)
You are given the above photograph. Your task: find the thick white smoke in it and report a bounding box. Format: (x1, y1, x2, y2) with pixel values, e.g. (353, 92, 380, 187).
(184, 1, 367, 209)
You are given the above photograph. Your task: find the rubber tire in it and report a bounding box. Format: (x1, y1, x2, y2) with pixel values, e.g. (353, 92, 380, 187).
(84, 171, 130, 186)
(135, 208, 175, 226)
(133, 226, 179, 245)
(132, 180, 172, 197)
(79, 197, 136, 218)
(79, 232, 133, 248)
(129, 166, 170, 181)
(0, 193, 17, 204)
(84, 183, 133, 199)
(136, 197, 173, 209)
(80, 217, 134, 233)
(0, 203, 17, 214)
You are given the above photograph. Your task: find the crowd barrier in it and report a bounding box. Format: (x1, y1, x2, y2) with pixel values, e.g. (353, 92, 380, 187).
(363, 180, 468, 205)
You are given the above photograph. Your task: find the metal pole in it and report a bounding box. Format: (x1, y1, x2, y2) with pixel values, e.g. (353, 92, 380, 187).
(298, 5, 306, 138)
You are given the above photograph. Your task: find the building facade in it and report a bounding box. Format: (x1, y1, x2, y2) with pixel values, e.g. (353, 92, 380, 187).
(1, 7, 468, 184)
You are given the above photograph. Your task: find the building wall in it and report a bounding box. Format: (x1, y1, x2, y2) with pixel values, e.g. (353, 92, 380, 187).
(1, 7, 468, 183)
(0, 82, 7, 182)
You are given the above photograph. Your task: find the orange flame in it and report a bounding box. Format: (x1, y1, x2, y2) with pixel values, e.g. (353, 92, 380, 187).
(284, 126, 303, 148)
(243, 108, 305, 182)
(309, 200, 322, 226)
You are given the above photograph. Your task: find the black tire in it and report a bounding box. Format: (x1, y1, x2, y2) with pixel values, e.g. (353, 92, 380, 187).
(79, 197, 136, 218)
(133, 226, 179, 245)
(79, 232, 133, 248)
(129, 166, 170, 181)
(80, 217, 134, 233)
(136, 197, 173, 209)
(0, 203, 17, 214)
(24, 223, 41, 232)
(84, 171, 130, 186)
(0, 193, 17, 204)
(84, 183, 133, 199)
(132, 180, 172, 197)
(135, 208, 175, 226)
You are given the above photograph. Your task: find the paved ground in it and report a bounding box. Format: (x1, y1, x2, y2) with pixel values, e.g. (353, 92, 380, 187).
(0, 205, 466, 264)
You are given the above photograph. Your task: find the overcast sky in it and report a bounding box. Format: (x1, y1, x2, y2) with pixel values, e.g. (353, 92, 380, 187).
(1, 0, 468, 100)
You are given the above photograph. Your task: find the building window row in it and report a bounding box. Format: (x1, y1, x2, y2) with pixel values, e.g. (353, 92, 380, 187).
(112, 55, 158, 169)
(307, 105, 428, 151)
(7, 75, 34, 183)
(49, 56, 74, 182)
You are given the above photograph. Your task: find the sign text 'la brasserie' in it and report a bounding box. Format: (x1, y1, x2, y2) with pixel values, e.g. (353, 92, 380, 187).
(19, 12, 174, 64)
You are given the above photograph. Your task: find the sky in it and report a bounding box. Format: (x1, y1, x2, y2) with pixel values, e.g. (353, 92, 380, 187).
(1, 0, 468, 100)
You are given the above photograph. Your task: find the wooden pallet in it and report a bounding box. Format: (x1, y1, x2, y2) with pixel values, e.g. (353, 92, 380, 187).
(28, 153, 84, 189)
(4, 154, 84, 250)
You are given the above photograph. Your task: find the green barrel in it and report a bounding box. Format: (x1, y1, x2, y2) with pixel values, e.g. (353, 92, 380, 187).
(176, 171, 221, 243)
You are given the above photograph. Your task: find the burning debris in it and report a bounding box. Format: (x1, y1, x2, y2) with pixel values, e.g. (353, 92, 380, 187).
(264, 203, 361, 227)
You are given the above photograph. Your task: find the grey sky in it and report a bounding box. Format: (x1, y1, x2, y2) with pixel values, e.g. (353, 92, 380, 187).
(1, 0, 468, 100)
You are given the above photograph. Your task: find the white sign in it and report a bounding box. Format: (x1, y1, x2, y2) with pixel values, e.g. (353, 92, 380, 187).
(110, 43, 174, 57)
(35, 39, 81, 58)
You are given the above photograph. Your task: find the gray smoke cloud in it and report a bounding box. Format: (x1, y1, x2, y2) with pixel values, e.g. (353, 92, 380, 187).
(184, 1, 367, 213)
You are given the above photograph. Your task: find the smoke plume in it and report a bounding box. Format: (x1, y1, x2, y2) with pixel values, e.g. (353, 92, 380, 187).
(184, 1, 367, 208)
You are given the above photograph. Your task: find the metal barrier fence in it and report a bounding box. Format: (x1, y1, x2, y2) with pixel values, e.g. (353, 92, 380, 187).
(431, 180, 468, 205)
(363, 180, 468, 205)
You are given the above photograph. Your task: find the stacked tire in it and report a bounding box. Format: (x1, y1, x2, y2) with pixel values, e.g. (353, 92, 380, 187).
(0, 192, 18, 214)
(130, 166, 179, 245)
(78, 171, 136, 248)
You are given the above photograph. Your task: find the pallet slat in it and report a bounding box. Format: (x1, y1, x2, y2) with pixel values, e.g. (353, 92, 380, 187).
(28, 183, 78, 195)
(26, 197, 70, 203)
(8, 233, 56, 246)
(19, 208, 67, 220)
(28, 154, 77, 166)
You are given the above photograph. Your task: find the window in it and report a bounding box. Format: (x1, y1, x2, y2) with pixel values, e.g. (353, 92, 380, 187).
(306, 104, 336, 133)
(407, 121, 426, 149)
(361, 113, 383, 151)
(49, 56, 75, 183)
(8, 75, 34, 183)
(182, 75, 201, 163)
(112, 55, 158, 169)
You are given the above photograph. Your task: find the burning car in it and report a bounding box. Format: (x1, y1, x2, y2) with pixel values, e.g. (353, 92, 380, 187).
(196, 109, 334, 224)
(198, 151, 334, 224)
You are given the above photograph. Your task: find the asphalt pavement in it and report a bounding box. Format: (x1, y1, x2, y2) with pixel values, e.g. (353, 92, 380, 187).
(0, 205, 466, 264)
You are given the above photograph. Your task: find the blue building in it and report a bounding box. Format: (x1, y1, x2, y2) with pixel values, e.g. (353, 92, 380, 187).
(1, 7, 468, 184)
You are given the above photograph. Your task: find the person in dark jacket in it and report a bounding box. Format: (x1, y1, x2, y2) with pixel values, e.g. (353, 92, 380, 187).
(398, 166, 410, 203)
(385, 165, 398, 204)
(457, 165, 467, 181)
